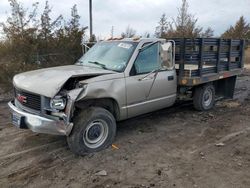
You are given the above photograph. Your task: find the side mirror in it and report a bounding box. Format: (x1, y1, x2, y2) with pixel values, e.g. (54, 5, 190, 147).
(160, 42, 174, 70)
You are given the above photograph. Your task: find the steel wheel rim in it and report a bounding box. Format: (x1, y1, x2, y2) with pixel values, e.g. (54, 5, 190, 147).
(83, 119, 109, 149)
(203, 88, 213, 107)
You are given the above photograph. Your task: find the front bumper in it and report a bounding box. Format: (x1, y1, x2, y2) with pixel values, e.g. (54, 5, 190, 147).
(8, 101, 73, 136)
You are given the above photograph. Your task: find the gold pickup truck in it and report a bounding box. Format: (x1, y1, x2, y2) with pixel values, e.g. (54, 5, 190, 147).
(8, 38, 245, 155)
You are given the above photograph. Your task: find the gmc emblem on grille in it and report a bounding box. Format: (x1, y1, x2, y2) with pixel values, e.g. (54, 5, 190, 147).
(17, 94, 27, 104)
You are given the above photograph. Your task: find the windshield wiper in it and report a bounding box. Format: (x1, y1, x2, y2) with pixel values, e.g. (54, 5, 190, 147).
(88, 61, 107, 70)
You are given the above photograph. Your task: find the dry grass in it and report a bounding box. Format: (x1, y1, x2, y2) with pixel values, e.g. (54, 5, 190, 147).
(0, 62, 40, 92)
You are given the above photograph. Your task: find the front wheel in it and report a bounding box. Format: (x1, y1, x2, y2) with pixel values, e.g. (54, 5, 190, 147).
(193, 84, 215, 111)
(67, 107, 116, 156)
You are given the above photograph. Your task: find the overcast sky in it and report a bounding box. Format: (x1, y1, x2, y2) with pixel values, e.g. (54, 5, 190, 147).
(0, 0, 250, 38)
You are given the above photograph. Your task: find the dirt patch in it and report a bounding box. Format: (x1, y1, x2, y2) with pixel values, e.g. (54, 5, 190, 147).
(0, 86, 12, 102)
(0, 70, 250, 188)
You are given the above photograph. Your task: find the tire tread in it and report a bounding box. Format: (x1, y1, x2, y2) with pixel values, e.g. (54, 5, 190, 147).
(67, 107, 116, 156)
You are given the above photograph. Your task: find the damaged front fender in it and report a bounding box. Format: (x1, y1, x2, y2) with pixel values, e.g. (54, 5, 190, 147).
(63, 87, 87, 135)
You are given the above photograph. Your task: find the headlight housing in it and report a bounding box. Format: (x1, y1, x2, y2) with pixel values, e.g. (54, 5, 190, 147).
(50, 96, 66, 110)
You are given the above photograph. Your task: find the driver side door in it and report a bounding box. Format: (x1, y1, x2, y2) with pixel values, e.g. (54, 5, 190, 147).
(125, 42, 177, 118)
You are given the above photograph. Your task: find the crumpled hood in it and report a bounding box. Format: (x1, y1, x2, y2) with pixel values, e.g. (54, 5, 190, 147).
(13, 65, 115, 97)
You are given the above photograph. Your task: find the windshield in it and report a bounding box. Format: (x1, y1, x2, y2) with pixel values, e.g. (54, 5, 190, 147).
(77, 41, 137, 72)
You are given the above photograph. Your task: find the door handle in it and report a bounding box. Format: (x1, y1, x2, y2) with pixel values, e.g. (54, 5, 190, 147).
(168, 75, 174, 81)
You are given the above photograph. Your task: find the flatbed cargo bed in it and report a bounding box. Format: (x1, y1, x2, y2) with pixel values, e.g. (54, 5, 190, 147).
(172, 38, 245, 86)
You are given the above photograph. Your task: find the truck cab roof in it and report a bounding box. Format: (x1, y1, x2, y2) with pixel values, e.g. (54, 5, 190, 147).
(105, 37, 166, 44)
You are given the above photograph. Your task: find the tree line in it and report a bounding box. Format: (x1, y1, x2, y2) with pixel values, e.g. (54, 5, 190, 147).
(122, 0, 250, 40)
(0, 0, 86, 90)
(0, 0, 249, 91)
(1, 0, 86, 64)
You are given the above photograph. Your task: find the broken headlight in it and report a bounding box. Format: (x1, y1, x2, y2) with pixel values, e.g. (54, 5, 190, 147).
(50, 96, 67, 110)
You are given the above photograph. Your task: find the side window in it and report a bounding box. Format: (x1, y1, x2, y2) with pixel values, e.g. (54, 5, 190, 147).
(134, 43, 160, 74)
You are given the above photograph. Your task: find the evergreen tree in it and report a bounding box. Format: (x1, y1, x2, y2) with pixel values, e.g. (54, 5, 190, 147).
(222, 16, 250, 39)
(173, 0, 202, 38)
(155, 0, 206, 38)
(69, 5, 81, 32)
(39, 0, 63, 56)
(155, 14, 169, 38)
(65, 4, 86, 62)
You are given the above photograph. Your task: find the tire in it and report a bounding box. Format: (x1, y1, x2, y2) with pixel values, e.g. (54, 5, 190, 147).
(67, 107, 116, 156)
(193, 84, 215, 111)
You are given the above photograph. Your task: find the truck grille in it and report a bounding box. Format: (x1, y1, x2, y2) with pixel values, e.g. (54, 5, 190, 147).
(14, 88, 41, 111)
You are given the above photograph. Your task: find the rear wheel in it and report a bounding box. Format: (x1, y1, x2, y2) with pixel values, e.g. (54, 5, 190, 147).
(193, 84, 215, 111)
(67, 107, 116, 156)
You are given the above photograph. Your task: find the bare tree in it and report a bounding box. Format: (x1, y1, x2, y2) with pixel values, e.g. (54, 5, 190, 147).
(121, 25, 136, 38)
(202, 27, 214, 38)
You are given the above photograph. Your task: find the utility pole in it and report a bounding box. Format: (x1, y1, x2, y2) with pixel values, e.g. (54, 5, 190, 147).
(89, 0, 93, 39)
(111, 26, 114, 38)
